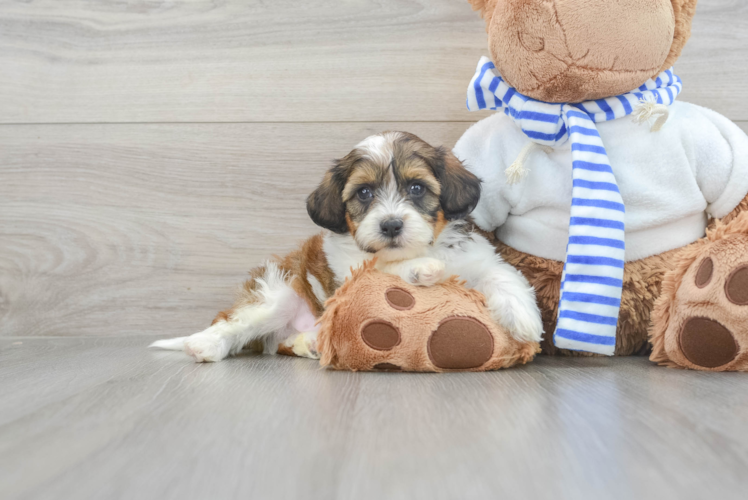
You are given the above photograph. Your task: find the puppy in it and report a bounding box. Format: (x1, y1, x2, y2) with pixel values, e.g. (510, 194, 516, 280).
(150, 132, 543, 362)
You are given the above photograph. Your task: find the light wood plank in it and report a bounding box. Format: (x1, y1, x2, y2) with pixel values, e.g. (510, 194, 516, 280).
(2, 337, 748, 500)
(0, 0, 746, 124)
(677, 0, 748, 115)
(0, 122, 471, 338)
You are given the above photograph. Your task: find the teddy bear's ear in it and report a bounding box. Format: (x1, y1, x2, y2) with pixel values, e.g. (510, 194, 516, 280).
(659, 0, 698, 74)
(467, 0, 498, 23)
(307, 161, 351, 234)
(429, 148, 482, 221)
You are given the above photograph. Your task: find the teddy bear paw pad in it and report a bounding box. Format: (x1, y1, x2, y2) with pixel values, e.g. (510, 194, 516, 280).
(725, 265, 748, 305)
(694, 257, 713, 287)
(427, 317, 494, 370)
(679, 317, 738, 368)
(361, 320, 401, 350)
(385, 288, 415, 310)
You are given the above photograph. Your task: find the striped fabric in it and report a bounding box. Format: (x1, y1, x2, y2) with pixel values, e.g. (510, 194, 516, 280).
(466, 56, 682, 355)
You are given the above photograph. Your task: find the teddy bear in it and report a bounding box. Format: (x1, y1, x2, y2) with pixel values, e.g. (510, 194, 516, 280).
(309, 0, 748, 373)
(450, 0, 748, 370)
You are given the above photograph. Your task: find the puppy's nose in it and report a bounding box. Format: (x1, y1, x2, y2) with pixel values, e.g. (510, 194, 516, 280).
(380, 218, 404, 238)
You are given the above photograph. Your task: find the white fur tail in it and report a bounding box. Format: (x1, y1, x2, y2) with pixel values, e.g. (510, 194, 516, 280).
(149, 337, 187, 351)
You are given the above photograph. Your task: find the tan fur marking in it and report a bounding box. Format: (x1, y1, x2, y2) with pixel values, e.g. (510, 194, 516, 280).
(208, 234, 336, 347)
(397, 163, 441, 196)
(276, 343, 296, 356)
(276, 233, 337, 318)
(211, 310, 232, 325)
(432, 211, 448, 241)
(343, 163, 383, 200)
(345, 213, 358, 237)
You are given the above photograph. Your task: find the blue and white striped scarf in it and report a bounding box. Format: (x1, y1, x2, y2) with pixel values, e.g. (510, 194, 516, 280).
(466, 56, 682, 355)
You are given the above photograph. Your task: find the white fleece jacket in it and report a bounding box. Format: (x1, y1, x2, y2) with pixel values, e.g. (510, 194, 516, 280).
(453, 101, 748, 262)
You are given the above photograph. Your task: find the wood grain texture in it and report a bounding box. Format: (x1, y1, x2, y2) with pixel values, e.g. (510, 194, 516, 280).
(0, 122, 471, 338)
(0, 0, 746, 124)
(2, 336, 748, 500)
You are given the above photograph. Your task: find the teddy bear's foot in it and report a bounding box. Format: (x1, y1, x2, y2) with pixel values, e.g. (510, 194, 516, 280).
(650, 215, 748, 371)
(336, 305, 537, 373)
(317, 262, 540, 372)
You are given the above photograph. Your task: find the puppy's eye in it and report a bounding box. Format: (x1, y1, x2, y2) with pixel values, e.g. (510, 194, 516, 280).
(408, 183, 425, 197)
(357, 187, 373, 202)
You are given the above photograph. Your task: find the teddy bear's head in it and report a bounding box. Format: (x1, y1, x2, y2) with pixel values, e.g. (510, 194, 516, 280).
(468, 0, 697, 103)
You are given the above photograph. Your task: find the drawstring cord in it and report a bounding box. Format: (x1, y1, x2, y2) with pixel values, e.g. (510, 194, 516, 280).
(506, 142, 552, 184)
(632, 95, 670, 132)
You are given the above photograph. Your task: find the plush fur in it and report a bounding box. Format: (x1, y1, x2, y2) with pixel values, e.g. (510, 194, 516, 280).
(468, 0, 695, 103)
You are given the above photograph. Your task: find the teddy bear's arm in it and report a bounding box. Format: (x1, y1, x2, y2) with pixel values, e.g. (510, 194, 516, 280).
(687, 105, 748, 221)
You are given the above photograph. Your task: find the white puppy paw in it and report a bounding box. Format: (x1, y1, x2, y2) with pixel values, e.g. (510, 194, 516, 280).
(407, 258, 446, 287)
(281, 331, 320, 359)
(488, 295, 544, 344)
(184, 332, 231, 363)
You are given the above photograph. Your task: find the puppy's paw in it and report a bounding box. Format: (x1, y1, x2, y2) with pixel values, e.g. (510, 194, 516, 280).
(407, 258, 445, 287)
(184, 332, 231, 363)
(488, 295, 544, 344)
(280, 331, 320, 359)
(507, 304, 545, 344)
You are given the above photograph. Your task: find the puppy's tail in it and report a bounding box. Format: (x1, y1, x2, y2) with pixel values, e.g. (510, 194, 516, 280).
(149, 337, 187, 351)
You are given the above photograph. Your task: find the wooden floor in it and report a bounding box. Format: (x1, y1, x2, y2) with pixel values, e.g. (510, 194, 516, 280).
(3, 336, 748, 500)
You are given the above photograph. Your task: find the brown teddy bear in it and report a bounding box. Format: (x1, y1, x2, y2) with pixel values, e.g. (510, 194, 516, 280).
(453, 0, 748, 370)
(314, 0, 748, 372)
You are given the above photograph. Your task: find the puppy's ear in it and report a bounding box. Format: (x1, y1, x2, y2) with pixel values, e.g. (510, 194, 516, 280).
(430, 147, 481, 221)
(306, 163, 349, 234)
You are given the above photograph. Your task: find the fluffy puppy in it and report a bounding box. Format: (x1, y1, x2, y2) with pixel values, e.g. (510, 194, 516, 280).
(150, 132, 543, 362)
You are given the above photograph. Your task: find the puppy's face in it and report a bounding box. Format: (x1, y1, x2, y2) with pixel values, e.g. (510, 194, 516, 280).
(307, 132, 481, 259)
